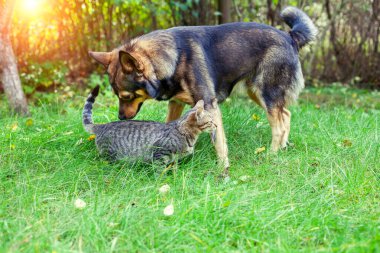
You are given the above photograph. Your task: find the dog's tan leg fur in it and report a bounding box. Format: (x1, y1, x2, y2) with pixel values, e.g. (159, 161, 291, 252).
(267, 109, 284, 152)
(247, 89, 265, 108)
(267, 108, 291, 152)
(247, 89, 291, 151)
(280, 108, 291, 148)
(214, 105, 230, 174)
(166, 100, 185, 122)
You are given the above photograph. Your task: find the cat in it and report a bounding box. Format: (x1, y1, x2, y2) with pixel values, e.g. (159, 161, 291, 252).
(82, 85, 217, 164)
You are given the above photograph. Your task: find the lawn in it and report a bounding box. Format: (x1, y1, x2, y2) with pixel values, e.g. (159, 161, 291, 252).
(0, 86, 379, 252)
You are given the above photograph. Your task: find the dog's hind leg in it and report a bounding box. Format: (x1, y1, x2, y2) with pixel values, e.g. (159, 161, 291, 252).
(266, 107, 291, 152)
(280, 108, 291, 148)
(247, 87, 290, 152)
(166, 100, 185, 122)
(247, 89, 265, 108)
(267, 108, 285, 152)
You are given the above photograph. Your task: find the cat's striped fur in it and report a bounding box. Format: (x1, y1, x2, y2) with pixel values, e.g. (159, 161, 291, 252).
(83, 86, 216, 163)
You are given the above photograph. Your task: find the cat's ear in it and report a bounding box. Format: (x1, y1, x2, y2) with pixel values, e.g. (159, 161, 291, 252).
(194, 100, 205, 119)
(194, 100, 204, 108)
(211, 98, 218, 109)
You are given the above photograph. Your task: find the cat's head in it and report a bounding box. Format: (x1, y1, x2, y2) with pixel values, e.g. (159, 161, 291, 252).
(180, 99, 217, 135)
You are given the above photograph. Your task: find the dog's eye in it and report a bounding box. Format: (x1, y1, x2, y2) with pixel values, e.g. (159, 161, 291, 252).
(134, 76, 144, 82)
(119, 92, 135, 101)
(123, 94, 134, 101)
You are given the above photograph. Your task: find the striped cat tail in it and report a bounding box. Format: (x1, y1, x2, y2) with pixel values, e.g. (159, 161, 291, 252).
(82, 85, 100, 133)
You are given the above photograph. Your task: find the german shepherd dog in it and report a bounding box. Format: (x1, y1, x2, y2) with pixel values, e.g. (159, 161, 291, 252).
(88, 7, 317, 175)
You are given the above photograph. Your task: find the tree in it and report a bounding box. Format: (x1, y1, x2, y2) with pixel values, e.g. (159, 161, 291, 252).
(218, 0, 231, 24)
(0, 0, 29, 115)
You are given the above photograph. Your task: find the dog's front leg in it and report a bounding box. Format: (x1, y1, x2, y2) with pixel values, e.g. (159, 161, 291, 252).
(213, 105, 230, 177)
(166, 100, 185, 122)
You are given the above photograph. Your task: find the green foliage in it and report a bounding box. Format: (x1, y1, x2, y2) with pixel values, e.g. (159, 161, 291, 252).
(1, 87, 379, 252)
(19, 61, 68, 95)
(87, 73, 109, 90)
(7, 0, 380, 99)
(87, 73, 116, 99)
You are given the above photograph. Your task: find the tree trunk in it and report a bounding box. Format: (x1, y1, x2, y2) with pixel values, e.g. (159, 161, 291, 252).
(199, 0, 208, 25)
(266, 0, 275, 25)
(147, 0, 157, 30)
(218, 0, 231, 24)
(0, 1, 29, 116)
(0, 37, 30, 115)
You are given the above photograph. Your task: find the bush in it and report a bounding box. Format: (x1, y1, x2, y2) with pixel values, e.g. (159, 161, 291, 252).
(20, 61, 69, 95)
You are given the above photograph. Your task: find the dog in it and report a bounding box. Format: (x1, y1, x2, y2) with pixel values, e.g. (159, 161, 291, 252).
(88, 7, 317, 175)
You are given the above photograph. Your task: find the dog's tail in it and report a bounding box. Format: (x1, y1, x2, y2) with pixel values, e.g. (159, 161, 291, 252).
(281, 7, 318, 49)
(82, 85, 100, 134)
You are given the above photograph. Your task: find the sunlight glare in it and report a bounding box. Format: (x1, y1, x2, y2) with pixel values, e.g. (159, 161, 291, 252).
(21, 0, 40, 13)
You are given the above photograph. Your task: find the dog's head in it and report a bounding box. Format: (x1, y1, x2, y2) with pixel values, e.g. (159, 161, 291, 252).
(89, 49, 159, 120)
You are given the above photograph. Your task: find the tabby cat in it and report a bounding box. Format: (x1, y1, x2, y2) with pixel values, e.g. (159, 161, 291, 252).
(83, 85, 216, 163)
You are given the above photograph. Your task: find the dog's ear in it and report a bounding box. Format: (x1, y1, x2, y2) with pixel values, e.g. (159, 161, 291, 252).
(119, 51, 158, 98)
(88, 51, 112, 67)
(119, 51, 144, 74)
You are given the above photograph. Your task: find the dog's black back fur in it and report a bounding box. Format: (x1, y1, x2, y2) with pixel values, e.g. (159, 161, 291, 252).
(164, 22, 298, 104)
(123, 7, 317, 110)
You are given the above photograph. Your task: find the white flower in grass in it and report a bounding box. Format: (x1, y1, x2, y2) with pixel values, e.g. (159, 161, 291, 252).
(108, 222, 119, 228)
(163, 204, 174, 216)
(74, 198, 86, 210)
(159, 184, 170, 194)
(222, 176, 231, 184)
(239, 175, 250, 182)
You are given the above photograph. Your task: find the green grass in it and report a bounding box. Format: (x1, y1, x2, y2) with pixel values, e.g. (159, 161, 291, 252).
(1, 86, 379, 252)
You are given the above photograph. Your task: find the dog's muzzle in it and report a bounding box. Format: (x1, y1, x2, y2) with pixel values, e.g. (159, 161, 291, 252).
(118, 113, 128, 120)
